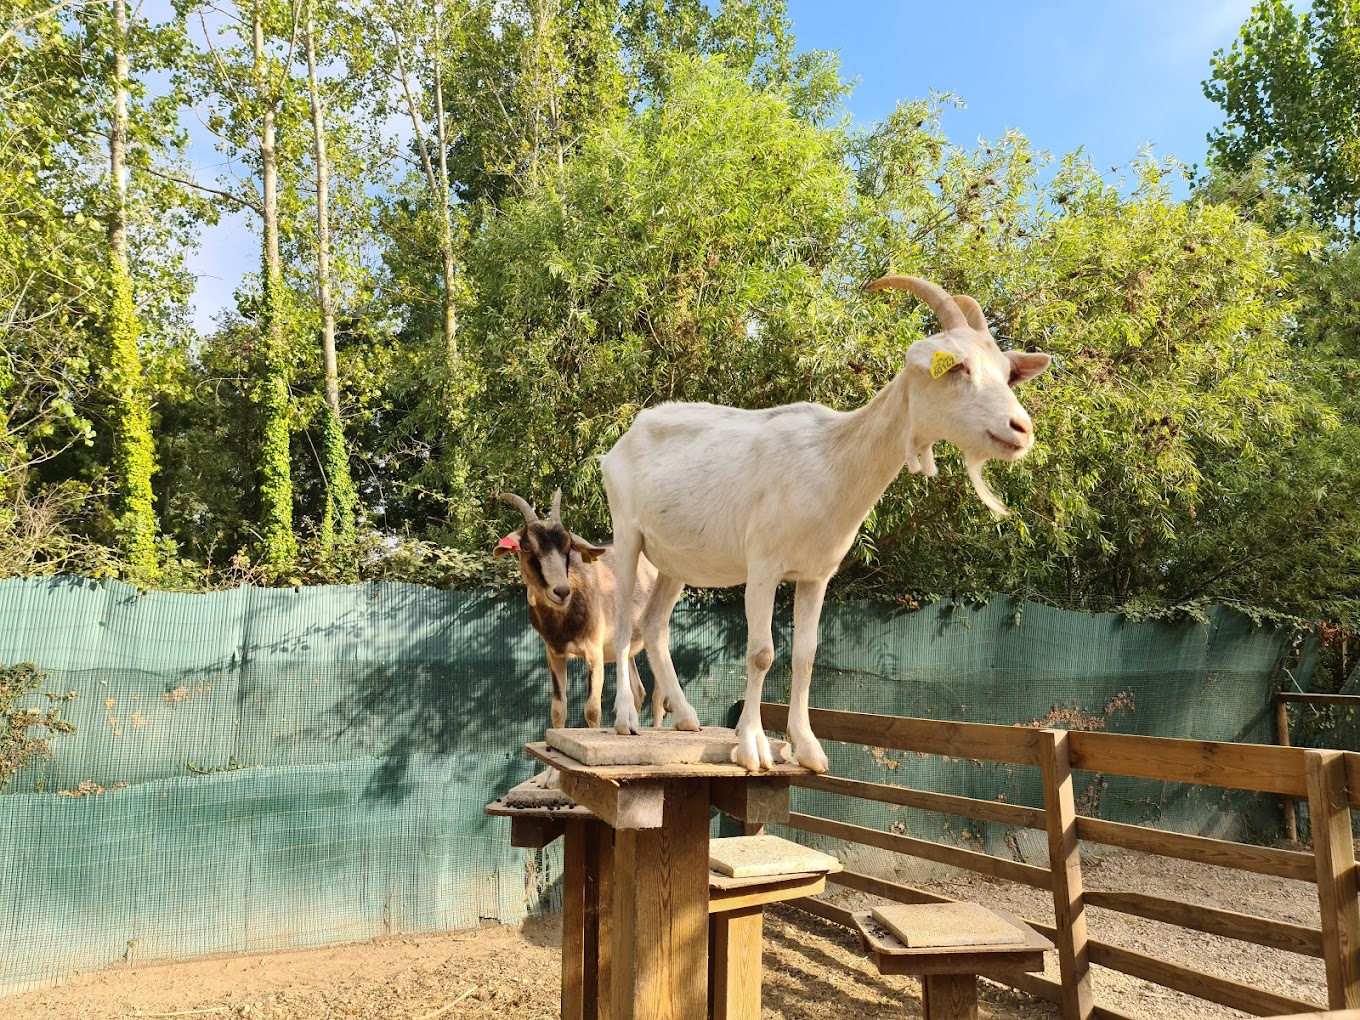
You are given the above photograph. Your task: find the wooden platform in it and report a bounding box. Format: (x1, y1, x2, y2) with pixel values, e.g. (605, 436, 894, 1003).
(851, 907, 1051, 976)
(546, 726, 793, 767)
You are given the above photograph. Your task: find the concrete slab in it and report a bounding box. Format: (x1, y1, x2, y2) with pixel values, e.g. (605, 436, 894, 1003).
(499, 771, 579, 810)
(870, 903, 1026, 948)
(708, 835, 843, 879)
(545, 726, 793, 767)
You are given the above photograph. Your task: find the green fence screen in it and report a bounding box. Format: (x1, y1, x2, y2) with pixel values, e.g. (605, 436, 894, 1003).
(0, 577, 1310, 993)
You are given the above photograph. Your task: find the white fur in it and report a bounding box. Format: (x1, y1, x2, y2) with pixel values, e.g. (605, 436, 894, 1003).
(600, 277, 1050, 772)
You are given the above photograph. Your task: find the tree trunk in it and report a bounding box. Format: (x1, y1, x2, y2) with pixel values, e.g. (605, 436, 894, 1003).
(431, 5, 457, 366)
(304, 0, 355, 549)
(255, 0, 298, 569)
(107, 0, 159, 580)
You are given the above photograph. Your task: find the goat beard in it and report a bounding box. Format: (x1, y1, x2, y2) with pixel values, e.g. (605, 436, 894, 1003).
(964, 454, 1009, 518)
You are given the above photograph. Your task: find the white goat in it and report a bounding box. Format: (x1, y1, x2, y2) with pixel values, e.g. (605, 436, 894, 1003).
(600, 275, 1051, 772)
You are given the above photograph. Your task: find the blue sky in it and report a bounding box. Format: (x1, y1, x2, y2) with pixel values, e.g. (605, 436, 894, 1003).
(181, 0, 1259, 332)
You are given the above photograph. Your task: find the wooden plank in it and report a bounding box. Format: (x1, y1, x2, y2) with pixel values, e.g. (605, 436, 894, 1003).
(786, 812, 1051, 889)
(510, 816, 566, 849)
(586, 822, 613, 1020)
(562, 820, 589, 1020)
(1347, 754, 1360, 811)
(1266, 1012, 1360, 1020)
(1075, 816, 1316, 882)
(793, 772, 1046, 830)
(551, 769, 664, 830)
(527, 742, 805, 781)
(710, 905, 763, 1020)
(1278, 698, 1299, 842)
(760, 703, 1041, 766)
(1307, 749, 1360, 1009)
(1084, 889, 1324, 957)
(789, 895, 855, 927)
(921, 973, 977, 1020)
(828, 868, 956, 906)
(709, 874, 825, 914)
(1039, 729, 1095, 1020)
(710, 777, 791, 825)
(1087, 939, 1320, 1016)
(1065, 730, 1309, 797)
(1277, 694, 1360, 707)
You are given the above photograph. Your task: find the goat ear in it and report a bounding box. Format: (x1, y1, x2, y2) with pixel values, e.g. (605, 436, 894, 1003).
(571, 535, 608, 563)
(1006, 351, 1051, 385)
(494, 532, 522, 558)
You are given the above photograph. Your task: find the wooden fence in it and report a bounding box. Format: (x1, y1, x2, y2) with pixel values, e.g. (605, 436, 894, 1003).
(760, 702, 1360, 1020)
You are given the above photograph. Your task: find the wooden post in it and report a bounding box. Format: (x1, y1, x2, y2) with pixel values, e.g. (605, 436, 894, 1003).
(611, 780, 710, 1020)
(921, 973, 978, 1020)
(563, 820, 589, 1020)
(709, 905, 763, 1020)
(1306, 749, 1360, 1009)
(586, 821, 614, 1019)
(1277, 697, 1299, 842)
(1038, 729, 1094, 1020)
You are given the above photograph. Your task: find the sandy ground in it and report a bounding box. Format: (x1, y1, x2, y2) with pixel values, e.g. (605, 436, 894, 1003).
(0, 849, 1326, 1020)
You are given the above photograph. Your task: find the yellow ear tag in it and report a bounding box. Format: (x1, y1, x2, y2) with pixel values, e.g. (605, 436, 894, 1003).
(931, 351, 958, 379)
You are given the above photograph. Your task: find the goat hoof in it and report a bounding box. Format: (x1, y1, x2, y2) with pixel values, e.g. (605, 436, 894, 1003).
(795, 740, 829, 774)
(671, 704, 701, 732)
(540, 768, 562, 790)
(732, 729, 773, 773)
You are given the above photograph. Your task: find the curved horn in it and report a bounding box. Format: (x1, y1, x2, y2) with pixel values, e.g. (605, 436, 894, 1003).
(865, 275, 969, 333)
(498, 492, 538, 525)
(549, 488, 563, 522)
(952, 294, 989, 332)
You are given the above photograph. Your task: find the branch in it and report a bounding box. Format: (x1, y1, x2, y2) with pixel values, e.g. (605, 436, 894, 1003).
(0, 0, 91, 49)
(141, 163, 262, 214)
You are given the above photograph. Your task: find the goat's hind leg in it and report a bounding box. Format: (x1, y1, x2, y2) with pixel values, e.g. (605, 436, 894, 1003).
(638, 573, 699, 731)
(609, 526, 645, 735)
(732, 568, 781, 772)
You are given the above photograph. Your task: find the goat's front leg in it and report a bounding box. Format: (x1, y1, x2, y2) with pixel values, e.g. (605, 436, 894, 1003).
(790, 577, 830, 773)
(546, 648, 569, 731)
(638, 573, 699, 731)
(583, 644, 605, 729)
(732, 568, 782, 772)
(610, 529, 644, 734)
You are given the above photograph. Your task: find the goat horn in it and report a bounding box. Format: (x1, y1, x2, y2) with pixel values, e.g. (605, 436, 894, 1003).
(549, 488, 563, 522)
(865, 275, 969, 333)
(498, 492, 538, 524)
(952, 294, 989, 332)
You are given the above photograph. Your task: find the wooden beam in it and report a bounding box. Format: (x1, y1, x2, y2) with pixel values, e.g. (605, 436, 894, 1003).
(1277, 693, 1360, 706)
(1075, 816, 1316, 881)
(710, 777, 790, 825)
(760, 703, 1041, 765)
(1088, 939, 1320, 1016)
(1066, 730, 1309, 797)
(586, 821, 612, 1019)
(510, 816, 565, 849)
(786, 811, 1051, 889)
(709, 874, 825, 914)
(710, 905, 763, 1020)
(1083, 890, 1324, 957)
(552, 770, 664, 830)
(793, 772, 1046, 830)
(1307, 749, 1360, 1009)
(611, 780, 709, 1020)
(827, 868, 956, 906)
(1277, 698, 1299, 842)
(1039, 729, 1094, 1020)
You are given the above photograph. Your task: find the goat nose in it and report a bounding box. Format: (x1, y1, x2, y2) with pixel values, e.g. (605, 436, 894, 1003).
(1009, 417, 1032, 439)
(553, 585, 571, 602)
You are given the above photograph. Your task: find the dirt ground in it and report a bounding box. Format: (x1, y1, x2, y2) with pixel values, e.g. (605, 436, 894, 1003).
(0, 849, 1326, 1020)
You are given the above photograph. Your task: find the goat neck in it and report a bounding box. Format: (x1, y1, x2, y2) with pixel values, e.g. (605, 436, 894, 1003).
(827, 367, 917, 519)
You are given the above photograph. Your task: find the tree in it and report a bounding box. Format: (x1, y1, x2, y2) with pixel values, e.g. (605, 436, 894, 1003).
(301, 0, 356, 549)
(178, 0, 305, 570)
(1204, 0, 1360, 236)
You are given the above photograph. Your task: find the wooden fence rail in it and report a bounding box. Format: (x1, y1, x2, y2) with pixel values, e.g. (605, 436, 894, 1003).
(759, 701, 1360, 1020)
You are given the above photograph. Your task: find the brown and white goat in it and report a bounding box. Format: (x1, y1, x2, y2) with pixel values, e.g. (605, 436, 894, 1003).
(495, 490, 661, 730)
(600, 275, 1051, 772)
